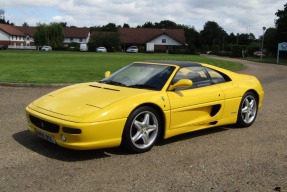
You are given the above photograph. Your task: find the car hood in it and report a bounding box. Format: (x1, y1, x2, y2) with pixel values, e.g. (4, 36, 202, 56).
(32, 82, 149, 118)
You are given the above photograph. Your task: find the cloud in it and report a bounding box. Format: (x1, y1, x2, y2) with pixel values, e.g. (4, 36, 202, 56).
(0, 0, 285, 37)
(0, 0, 59, 7)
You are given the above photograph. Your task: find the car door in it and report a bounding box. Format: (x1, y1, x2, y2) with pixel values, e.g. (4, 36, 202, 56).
(167, 66, 224, 131)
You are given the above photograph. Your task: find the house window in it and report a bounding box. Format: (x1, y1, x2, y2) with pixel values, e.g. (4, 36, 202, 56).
(79, 38, 82, 42)
(162, 39, 166, 43)
(70, 38, 73, 42)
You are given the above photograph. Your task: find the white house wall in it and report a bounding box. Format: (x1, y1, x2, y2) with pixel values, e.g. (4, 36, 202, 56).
(10, 36, 24, 42)
(64, 37, 88, 44)
(0, 30, 9, 41)
(148, 34, 181, 46)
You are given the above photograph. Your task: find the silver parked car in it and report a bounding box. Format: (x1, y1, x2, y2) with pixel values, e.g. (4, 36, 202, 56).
(126, 46, 138, 53)
(96, 47, 107, 52)
(41, 46, 52, 51)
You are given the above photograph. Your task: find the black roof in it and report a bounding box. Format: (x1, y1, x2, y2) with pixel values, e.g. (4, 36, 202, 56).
(139, 60, 202, 68)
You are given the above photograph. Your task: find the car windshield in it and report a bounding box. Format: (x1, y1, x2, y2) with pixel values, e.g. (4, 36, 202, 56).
(100, 63, 175, 90)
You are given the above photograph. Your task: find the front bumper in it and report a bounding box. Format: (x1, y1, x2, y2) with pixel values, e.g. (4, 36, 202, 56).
(26, 106, 126, 150)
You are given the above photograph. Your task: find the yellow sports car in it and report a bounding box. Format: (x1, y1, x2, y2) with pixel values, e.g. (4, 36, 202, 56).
(26, 60, 264, 153)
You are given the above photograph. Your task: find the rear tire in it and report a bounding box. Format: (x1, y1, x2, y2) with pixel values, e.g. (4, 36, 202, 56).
(122, 106, 161, 153)
(236, 91, 258, 128)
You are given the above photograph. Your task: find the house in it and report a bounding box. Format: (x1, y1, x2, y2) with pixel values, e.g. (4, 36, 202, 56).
(0, 23, 90, 49)
(16, 26, 37, 46)
(118, 28, 185, 52)
(0, 23, 26, 47)
(63, 27, 90, 47)
(1, 23, 185, 52)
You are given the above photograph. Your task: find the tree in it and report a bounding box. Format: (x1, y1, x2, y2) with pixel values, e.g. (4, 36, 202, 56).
(48, 22, 64, 48)
(264, 28, 277, 54)
(155, 20, 178, 29)
(200, 21, 228, 50)
(227, 33, 237, 45)
(34, 24, 48, 46)
(22, 22, 29, 27)
(0, 18, 14, 25)
(59, 22, 67, 27)
(123, 23, 130, 28)
(237, 33, 256, 45)
(89, 32, 121, 51)
(180, 25, 200, 49)
(34, 23, 64, 48)
(101, 23, 118, 32)
(141, 21, 155, 28)
(275, 3, 287, 42)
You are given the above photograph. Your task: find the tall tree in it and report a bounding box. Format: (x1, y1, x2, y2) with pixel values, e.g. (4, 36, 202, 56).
(34, 23, 64, 48)
(180, 25, 200, 49)
(275, 3, 287, 42)
(34, 24, 48, 46)
(264, 28, 278, 54)
(200, 21, 228, 49)
(48, 22, 64, 48)
(89, 32, 120, 51)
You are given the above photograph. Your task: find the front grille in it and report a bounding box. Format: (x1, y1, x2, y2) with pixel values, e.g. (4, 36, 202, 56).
(29, 115, 60, 133)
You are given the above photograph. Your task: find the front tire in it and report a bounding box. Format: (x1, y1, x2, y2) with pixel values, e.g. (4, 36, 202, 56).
(236, 91, 258, 128)
(122, 106, 161, 153)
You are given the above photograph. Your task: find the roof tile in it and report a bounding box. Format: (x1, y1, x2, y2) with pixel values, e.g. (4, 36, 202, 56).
(0, 24, 24, 36)
(119, 28, 185, 45)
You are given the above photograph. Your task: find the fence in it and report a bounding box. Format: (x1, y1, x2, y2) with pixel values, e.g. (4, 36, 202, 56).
(8, 45, 37, 50)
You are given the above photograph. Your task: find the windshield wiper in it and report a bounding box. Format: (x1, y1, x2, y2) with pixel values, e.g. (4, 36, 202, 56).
(99, 80, 126, 86)
(128, 84, 158, 90)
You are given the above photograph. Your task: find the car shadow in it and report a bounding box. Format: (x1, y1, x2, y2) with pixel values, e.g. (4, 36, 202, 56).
(13, 126, 237, 161)
(12, 130, 130, 161)
(157, 125, 235, 146)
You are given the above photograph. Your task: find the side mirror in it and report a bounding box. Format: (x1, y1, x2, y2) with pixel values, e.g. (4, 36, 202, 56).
(168, 79, 193, 91)
(105, 71, 111, 78)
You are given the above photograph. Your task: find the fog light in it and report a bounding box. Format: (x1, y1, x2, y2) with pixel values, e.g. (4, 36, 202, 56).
(61, 135, 66, 141)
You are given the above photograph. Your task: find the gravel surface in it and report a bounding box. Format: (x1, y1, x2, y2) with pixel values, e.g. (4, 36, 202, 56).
(0, 56, 286, 192)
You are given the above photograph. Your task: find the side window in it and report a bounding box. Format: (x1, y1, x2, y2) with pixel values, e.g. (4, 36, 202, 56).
(206, 68, 230, 84)
(172, 66, 211, 89)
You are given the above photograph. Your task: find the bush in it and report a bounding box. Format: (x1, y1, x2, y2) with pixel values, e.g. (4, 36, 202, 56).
(231, 45, 248, 57)
(168, 49, 189, 54)
(212, 45, 220, 55)
(201, 45, 209, 54)
(246, 46, 260, 56)
(217, 51, 231, 57)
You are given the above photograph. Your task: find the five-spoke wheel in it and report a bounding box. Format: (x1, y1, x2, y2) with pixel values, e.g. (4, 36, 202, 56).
(122, 106, 161, 153)
(236, 92, 258, 127)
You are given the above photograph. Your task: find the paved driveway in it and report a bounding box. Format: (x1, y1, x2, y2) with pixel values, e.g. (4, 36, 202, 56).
(1, 57, 286, 191)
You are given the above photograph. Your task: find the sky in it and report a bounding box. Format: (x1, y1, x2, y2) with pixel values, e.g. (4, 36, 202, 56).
(0, 0, 285, 38)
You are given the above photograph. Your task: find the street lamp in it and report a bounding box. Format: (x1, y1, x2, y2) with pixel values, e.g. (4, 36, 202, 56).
(261, 26, 266, 61)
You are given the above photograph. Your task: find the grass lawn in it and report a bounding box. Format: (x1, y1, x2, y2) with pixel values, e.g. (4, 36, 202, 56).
(0, 50, 244, 84)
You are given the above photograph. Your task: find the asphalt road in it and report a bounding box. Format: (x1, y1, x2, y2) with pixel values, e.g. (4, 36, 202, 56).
(1, 56, 287, 192)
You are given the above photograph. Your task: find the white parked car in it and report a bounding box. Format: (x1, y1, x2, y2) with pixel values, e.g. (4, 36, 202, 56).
(80, 43, 88, 52)
(96, 47, 107, 52)
(41, 46, 52, 51)
(126, 46, 138, 53)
